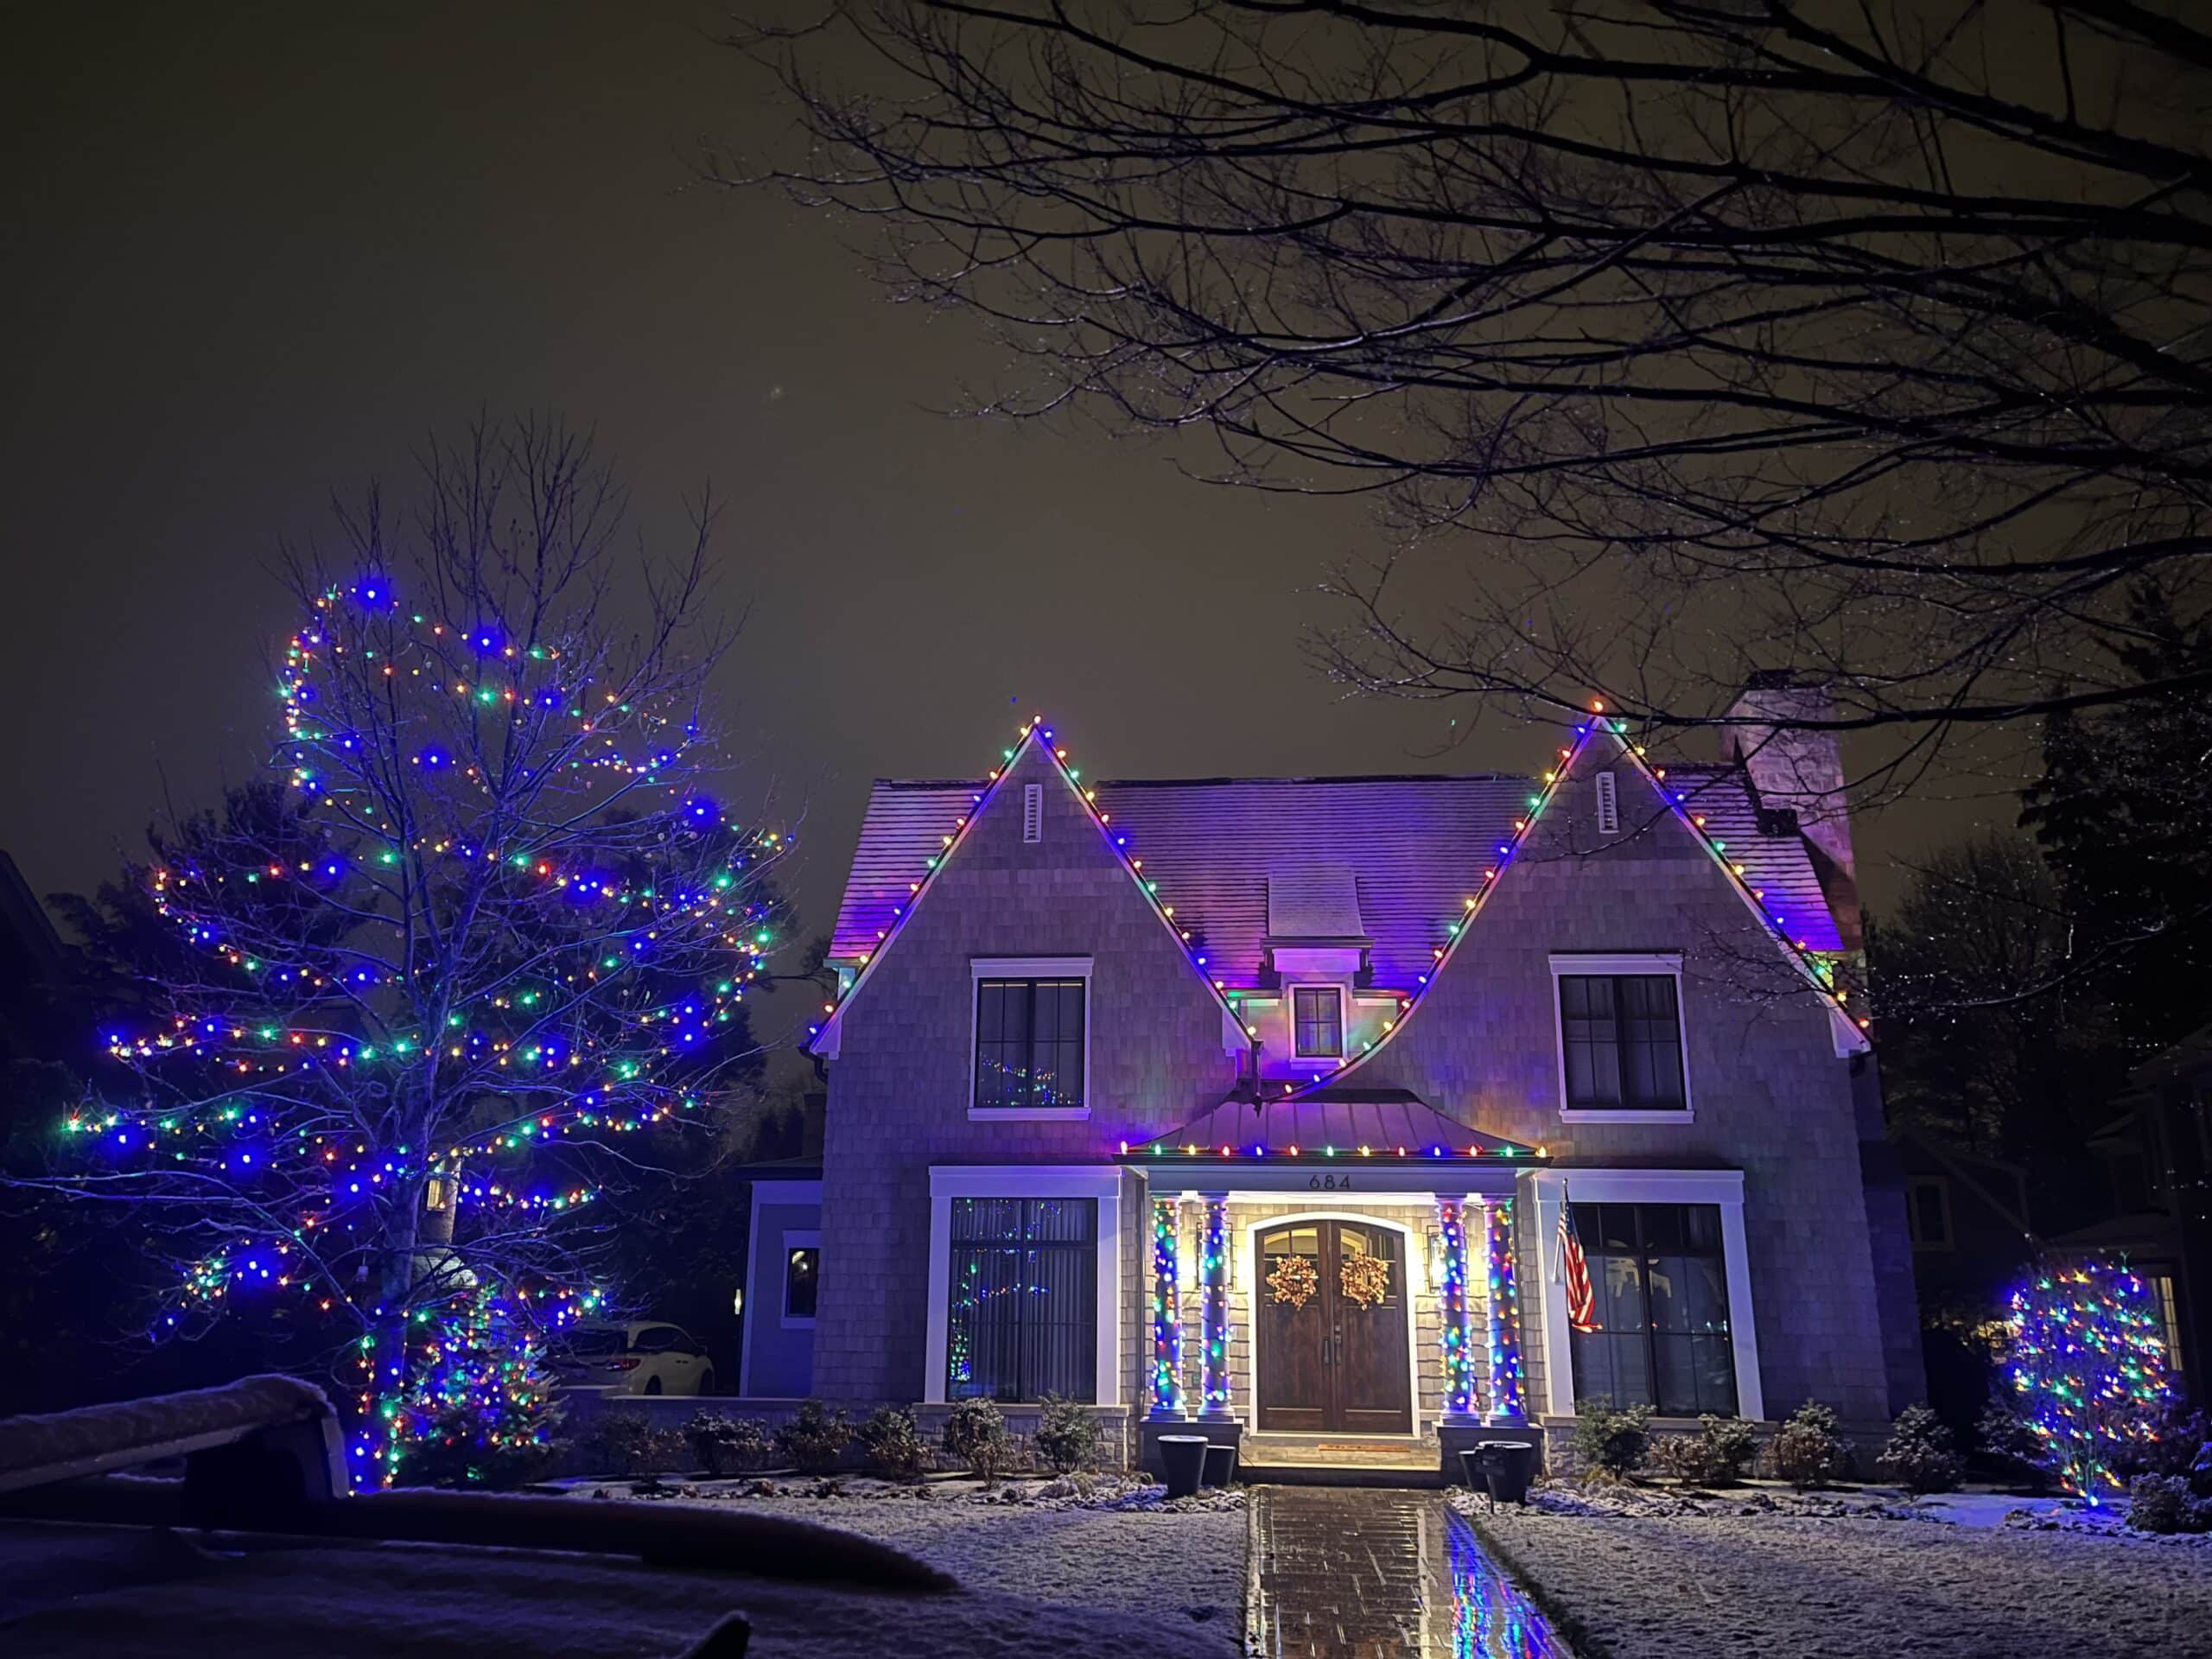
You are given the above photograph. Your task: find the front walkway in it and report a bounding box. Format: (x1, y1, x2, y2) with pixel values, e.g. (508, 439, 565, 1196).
(1246, 1486, 1569, 1657)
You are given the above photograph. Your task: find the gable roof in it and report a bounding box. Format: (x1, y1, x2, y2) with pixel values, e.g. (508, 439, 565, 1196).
(808, 721, 1243, 1056)
(828, 760, 1846, 989)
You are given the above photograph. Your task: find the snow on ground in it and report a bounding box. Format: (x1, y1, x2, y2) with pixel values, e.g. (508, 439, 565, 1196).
(1463, 1484, 2212, 1659)
(569, 1473, 1248, 1651)
(0, 1507, 1243, 1659)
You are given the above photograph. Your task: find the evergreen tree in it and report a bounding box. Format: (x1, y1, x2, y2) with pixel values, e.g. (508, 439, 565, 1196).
(2022, 584, 2212, 1056)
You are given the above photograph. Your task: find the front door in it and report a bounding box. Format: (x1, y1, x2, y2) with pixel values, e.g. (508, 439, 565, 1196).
(1255, 1220, 1414, 1433)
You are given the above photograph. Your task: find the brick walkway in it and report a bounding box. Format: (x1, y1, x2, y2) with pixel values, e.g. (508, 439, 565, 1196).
(1246, 1486, 1571, 1658)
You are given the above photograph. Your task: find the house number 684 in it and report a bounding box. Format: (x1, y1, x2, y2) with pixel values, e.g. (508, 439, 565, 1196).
(1307, 1173, 1352, 1191)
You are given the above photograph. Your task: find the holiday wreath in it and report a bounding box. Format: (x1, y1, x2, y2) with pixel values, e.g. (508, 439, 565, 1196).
(1267, 1253, 1319, 1310)
(1340, 1252, 1393, 1309)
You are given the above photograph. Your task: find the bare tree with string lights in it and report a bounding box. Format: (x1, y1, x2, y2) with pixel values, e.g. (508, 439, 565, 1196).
(20, 420, 790, 1485)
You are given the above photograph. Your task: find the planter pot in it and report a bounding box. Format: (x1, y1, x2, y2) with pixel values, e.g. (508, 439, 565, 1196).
(1159, 1434, 1209, 1499)
(1461, 1440, 1539, 1506)
(1201, 1443, 1238, 1488)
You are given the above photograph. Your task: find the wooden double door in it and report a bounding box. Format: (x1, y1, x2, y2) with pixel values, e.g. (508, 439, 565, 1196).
(1255, 1219, 1414, 1434)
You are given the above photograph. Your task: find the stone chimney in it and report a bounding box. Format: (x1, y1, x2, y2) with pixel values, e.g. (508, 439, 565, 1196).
(1726, 671, 1861, 950)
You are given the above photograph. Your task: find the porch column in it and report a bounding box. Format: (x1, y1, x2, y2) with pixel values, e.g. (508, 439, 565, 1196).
(1435, 1197, 1479, 1422)
(1481, 1197, 1528, 1424)
(1147, 1197, 1185, 1419)
(1198, 1192, 1234, 1420)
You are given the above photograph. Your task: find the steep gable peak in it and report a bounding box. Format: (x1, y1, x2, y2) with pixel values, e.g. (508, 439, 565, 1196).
(1274, 707, 1870, 1096)
(808, 716, 1245, 1056)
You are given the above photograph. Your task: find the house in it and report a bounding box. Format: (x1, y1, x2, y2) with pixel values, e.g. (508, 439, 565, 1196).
(737, 685, 1922, 1473)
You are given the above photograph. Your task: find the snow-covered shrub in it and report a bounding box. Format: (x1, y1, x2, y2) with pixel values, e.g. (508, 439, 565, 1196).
(1975, 1402, 2056, 1493)
(1649, 1414, 1758, 1486)
(685, 1411, 770, 1477)
(1569, 1400, 1652, 1479)
(773, 1399, 852, 1474)
(2113, 1402, 2211, 1481)
(1877, 1406, 1966, 1494)
(1033, 1394, 1102, 1474)
(576, 1409, 686, 1477)
(402, 1402, 564, 1489)
(1770, 1401, 1854, 1490)
(857, 1407, 933, 1481)
(2127, 1473, 2212, 1534)
(943, 1397, 1014, 1483)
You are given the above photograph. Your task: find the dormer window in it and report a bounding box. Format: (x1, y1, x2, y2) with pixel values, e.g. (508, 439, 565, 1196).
(1292, 986, 1344, 1058)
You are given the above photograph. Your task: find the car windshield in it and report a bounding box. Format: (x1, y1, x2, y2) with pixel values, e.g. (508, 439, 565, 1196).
(560, 1327, 626, 1357)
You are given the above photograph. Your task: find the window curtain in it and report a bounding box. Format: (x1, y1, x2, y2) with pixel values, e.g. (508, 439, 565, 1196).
(946, 1197, 1097, 1401)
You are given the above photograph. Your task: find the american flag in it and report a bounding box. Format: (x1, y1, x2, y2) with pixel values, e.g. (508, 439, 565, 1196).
(1558, 1190, 1599, 1332)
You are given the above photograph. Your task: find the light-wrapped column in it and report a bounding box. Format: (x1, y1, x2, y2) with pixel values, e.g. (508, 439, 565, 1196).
(1148, 1197, 1185, 1419)
(1436, 1197, 1478, 1421)
(1483, 1197, 1528, 1424)
(1198, 1194, 1233, 1419)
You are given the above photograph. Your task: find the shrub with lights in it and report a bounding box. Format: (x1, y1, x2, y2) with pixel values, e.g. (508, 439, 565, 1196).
(2008, 1259, 2176, 1503)
(35, 424, 787, 1485)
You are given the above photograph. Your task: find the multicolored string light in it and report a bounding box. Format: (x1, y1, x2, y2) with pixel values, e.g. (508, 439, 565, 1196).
(1199, 1198, 1231, 1415)
(60, 575, 785, 1484)
(1484, 1198, 1527, 1423)
(2009, 1260, 2174, 1503)
(1150, 1198, 1185, 1417)
(1437, 1198, 1477, 1418)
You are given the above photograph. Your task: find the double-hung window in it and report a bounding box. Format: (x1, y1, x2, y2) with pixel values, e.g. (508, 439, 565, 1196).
(1292, 986, 1344, 1058)
(1569, 1202, 1738, 1415)
(944, 1197, 1098, 1402)
(973, 977, 1085, 1112)
(1557, 971, 1686, 1112)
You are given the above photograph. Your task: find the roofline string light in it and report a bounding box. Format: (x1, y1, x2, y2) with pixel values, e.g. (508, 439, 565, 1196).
(1264, 700, 1868, 1101)
(808, 717, 1243, 1052)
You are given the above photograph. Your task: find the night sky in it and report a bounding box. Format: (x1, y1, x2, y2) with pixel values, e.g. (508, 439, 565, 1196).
(3, 2, 1966, 1033)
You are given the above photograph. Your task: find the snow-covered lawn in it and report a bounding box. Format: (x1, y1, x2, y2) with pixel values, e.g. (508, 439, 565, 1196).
(571, 1473, 1248, 1652)
(1463, 1484, 2212, 1659)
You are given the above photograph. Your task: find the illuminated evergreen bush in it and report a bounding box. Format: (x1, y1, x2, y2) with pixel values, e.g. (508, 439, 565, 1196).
(2008, 1260, 2175, 1503)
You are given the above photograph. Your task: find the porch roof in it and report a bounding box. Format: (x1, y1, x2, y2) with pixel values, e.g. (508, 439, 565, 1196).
(1128, 1087, 1543, 1165)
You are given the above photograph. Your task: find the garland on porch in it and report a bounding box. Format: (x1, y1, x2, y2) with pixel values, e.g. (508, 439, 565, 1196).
(1267, 1253, 1319, 1310)
(1339, 1252, 1392, 1309)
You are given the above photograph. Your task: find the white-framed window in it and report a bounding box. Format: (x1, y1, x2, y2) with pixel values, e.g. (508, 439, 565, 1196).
(1548, 952, 1692, 1122)
(1022, 783, 1044, 843)
(782, 1230, 821, 1325)
(1532, 1167, 1764, 1421)
(969, 957, 1092, 1120)
(1904, 1177, 1953, 1251)
(1594, 770, 1620, 835)
(1290, 984, 1345, 1058)
(925, 1166, 1125, 1407)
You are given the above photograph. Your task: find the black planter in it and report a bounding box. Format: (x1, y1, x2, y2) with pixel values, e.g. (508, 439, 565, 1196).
(1461, 1440, 1539, 1505)
(1159, 1434, 1209, 1499)
(1201, 1442, 1238, 1488)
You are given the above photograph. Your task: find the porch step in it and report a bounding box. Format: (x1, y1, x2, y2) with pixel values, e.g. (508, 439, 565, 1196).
(1236, 1432, 1443, 1489)
(1238, 1461, 1444, 1490)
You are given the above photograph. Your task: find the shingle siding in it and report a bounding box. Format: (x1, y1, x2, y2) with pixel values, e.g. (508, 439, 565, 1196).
(812, 741, 1241, 1404)
(1353, 758, 1894, 1421)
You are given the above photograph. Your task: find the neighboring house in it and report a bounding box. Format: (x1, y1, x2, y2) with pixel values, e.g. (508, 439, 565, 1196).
(2046, 1026, 2212, 1382)
(739, 683, 1920, 1473)
(1889, 1131, 2037, 1330)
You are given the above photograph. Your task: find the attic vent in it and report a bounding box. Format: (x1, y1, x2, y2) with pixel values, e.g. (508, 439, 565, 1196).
(1022, 783, 1044, 843)
(1594, 770, 1619, 836)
